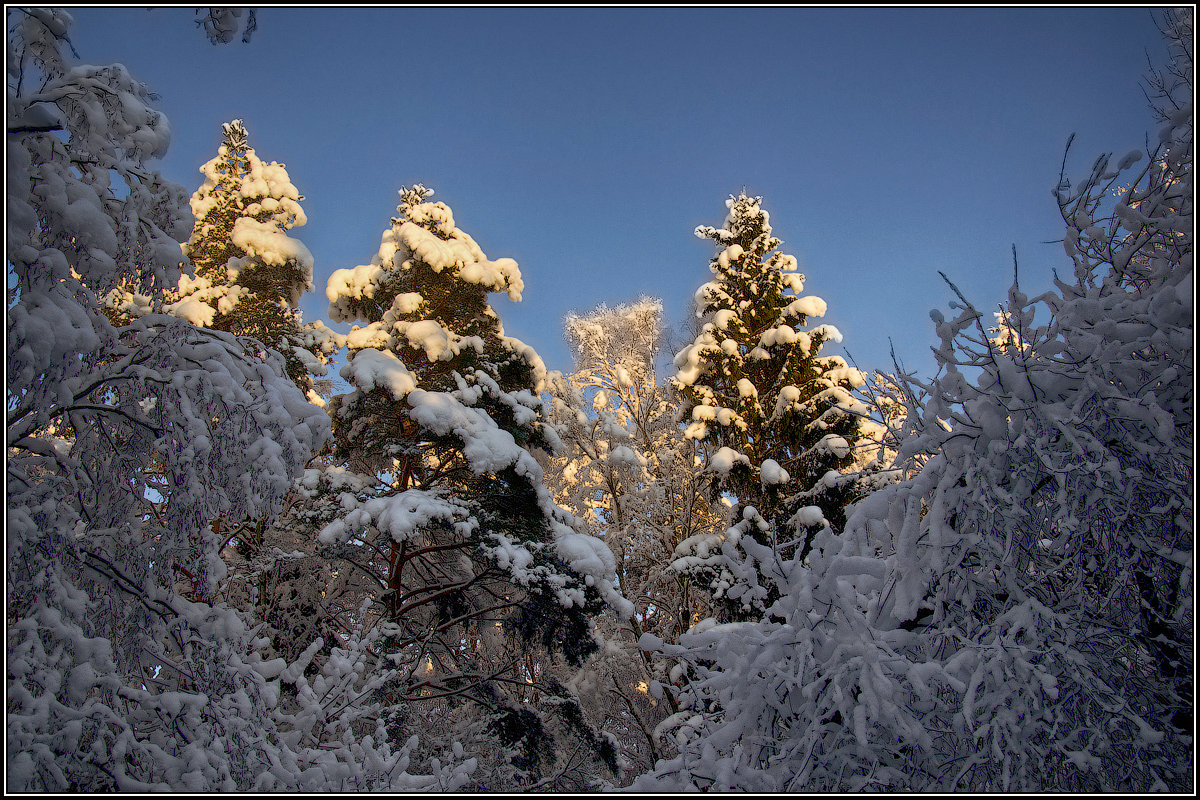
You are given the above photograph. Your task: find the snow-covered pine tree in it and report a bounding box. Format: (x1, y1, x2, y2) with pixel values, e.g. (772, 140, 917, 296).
(108, 120, 347, 639)
(670, 193, 874, 617)
(320, 184, 629, 788)
(160, 119, 338, 401)
(543, 298, 725, 779)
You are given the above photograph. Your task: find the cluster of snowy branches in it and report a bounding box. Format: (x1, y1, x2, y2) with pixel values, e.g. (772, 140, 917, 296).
(6, 8, 473, 791)
(632, 9, 1193, 792)
(7, 6, 1192, 793)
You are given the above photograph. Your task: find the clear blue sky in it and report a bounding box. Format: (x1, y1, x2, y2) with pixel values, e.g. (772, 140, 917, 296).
(64, 7, 1169, 381)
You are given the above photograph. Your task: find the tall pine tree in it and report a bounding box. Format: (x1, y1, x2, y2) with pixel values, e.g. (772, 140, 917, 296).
(147, 121, 345, 612)
(671, 193, 873, 616)
(320, 184, 627, 788)
(165, 119, 337, 400)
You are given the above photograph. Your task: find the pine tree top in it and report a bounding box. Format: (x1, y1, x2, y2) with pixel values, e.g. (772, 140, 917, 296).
(190, 122, 307, 232)
(164, 120, 333, 396)
(328, 185, 524, 330)
(221, 118, 249, 152)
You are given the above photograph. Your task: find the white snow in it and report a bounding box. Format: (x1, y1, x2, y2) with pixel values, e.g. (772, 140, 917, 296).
(708, 446, 750, 476)
(340, 348, 417, 399)
(164, 296, 216, 326)
(230, 217, 315, 285)
(790, 505, 827, 528)
(816, 433, 852, 458)
(784, 295, 827, 319)
(400, 319, 457, 362)
(759, 458, 790, 485)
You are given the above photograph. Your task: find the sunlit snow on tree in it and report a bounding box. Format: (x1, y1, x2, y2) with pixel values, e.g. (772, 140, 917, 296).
(543, 298, 726, 779)
(319, 184, 628, 789)
(670, 193, 878, 619)
(167, 119, 338, 401)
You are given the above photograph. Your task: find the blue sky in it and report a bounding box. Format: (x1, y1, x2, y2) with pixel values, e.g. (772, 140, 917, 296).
(64, 7, 1169, 381)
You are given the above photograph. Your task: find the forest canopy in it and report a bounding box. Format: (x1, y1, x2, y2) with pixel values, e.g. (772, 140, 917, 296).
(5, 6, 1192, 793)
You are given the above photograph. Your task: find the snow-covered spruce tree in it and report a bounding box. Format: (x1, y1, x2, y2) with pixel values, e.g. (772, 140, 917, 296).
(543, 298, 725, 780)
(634, 12, 1192, 791)
(670, 193, 876, 618)
(104, 118, 342, 642)
(321, 184, 629, 789)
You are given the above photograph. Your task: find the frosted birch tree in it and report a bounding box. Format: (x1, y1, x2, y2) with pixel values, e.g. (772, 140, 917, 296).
(543, 298, 725, 779)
